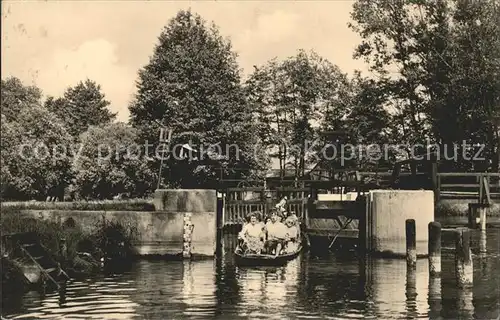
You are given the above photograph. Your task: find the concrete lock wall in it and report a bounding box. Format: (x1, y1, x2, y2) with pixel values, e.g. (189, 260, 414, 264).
(153, 189, 217, 257)
(16, 210, 185, 256)
(14, 189, 217, 258)
(367, 190, 434, 257)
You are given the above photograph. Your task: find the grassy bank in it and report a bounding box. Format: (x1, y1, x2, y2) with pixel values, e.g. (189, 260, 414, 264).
(4, 197, 498, 216)
(436, 199, 500, 217)
(1, 199, 155, 211)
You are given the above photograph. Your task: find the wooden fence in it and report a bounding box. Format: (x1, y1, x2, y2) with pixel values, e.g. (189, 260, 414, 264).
(220, 172, 500, 225)
(221, 187, 308, 225)
(358, 171, 500, 202)
(435, 172, 500, 202)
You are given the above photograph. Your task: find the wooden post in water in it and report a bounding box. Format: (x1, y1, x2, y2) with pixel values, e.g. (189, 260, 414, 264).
(467, 204, 478, 229)
(454, 228, 473, 287)
(215, 192, 224, 255)
(428, 222, 441, 277)
(479, 204, 487, 254)
(479, 207, 487, 232)
(431, 162, 439, 202)
(358, 199, 367, 252)
(479, 229, 487, 254)
(457, 286, 474, 318)
(406, 219, 417, 269)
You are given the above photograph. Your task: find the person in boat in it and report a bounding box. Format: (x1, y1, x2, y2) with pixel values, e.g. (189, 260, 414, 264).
(275, 196, 288, 218)
(238, 211, 265, 254)
(264, 210, 289, 257)
(283, 214, 299, 253)
(287, 210, 298, 222)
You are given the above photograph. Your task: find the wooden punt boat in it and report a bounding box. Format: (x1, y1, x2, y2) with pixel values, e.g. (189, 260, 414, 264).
(234, 230, 303, 266)
(235, 207, 304, 266)
(234, 244, 303, 266)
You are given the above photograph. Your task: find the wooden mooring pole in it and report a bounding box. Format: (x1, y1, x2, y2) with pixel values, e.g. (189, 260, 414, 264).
(455, 228, 473, 288)
(428, 222, 441, 277)
(479, 207, 487, 232)
(479, 230, 487, 254)
(469, 203, 489, 230)
(428, 222, 442, 317)
(469, 202, 488, 254)
(468, 204, 478, 229)
(406, 219, 416, 269)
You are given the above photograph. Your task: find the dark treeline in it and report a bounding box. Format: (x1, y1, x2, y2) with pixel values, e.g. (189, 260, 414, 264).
(1, 2, 499, 201)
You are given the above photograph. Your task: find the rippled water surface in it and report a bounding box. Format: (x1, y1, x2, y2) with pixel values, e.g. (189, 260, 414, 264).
(3, 229, 500, 319)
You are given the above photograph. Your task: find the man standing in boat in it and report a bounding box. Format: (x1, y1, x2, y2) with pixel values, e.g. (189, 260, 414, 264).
(264, 210, 289, 257)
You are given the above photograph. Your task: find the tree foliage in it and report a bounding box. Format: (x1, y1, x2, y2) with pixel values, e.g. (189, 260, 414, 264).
(246, 50, 356, 176)
(349, 0, 500, 170)
(45, 79, 116, 138)
(1, 77, 145, 201)
(1, 78, 73, 200)
(342, 71, 394, 170)
(1, 77, 43, 122)
(245, 50, 393, 174)
(71, 123, 156, 200)
(3, 5, 499, 201)
(129, 9, 266, 188)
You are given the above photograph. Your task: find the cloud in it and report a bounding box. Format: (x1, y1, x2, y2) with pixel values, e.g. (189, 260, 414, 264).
(35, 39, 136, 122)
(2, 1, 370, 123)
(237, 10, 300, 45)
(233, 10, 302, 75)
(5, 38, 136, 122)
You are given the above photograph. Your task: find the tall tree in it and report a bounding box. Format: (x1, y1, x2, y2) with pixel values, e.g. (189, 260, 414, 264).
(129, 10, 266, 188)
(349, 0, 431, 149)
(344, 71, 393, 170)
(1, 77, 73, 200)
(349, 0, 500, 171)
(245, 50, 353, 177)
(45, 79, 116, 138)
(1, 77, 42, 122)
(448, 0, 500, 171)
(1, 114, 15, 197)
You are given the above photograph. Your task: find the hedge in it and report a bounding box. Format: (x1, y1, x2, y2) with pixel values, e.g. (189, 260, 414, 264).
(1, 199, 155, 212)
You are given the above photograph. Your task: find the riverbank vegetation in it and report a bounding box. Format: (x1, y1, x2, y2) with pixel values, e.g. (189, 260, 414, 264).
(1, 199, 154, 211)
(0, 209, 138, 292)
(1, 1, 499, 202)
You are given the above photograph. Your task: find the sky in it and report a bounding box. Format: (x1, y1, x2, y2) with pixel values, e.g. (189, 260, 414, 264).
(1, 0, 369, 123)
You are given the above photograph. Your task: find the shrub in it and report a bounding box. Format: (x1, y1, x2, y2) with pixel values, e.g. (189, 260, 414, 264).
(1, 199, 155, 212)
(92, 219, 139, 260)
(0, 210, 138, 265)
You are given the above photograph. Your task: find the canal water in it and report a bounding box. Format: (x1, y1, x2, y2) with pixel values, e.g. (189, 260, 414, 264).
(3, 229, 499, 319)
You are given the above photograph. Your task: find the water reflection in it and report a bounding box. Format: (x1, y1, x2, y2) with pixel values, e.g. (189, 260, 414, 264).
(182, 260, 217, 318)
(234, 259, 301, 319)
(405, 269, 418, 318)
(3, 230, 500, 319)
(428, 276, 442, 319)
(367, 258, 430, 319)
(10, 279, 140, 319)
